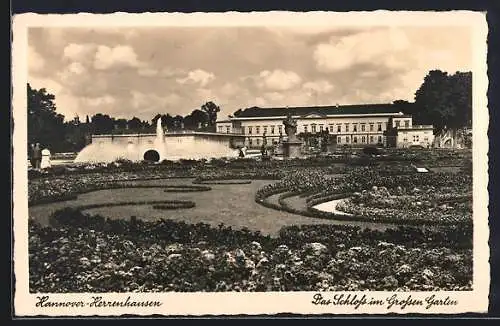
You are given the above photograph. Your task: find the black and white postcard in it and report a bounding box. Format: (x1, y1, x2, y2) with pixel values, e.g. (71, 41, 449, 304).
(12, 11, 489, 316)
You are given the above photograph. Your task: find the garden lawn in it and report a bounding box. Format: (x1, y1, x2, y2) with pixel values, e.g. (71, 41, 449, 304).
(30, 179, 349, 236)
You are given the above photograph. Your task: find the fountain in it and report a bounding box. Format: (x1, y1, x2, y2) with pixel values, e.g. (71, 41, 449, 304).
(154, 119, 165, 161)
(74, 121, 242, 163)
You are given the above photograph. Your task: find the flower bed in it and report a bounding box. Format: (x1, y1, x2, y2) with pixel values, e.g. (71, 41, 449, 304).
(256, 168, 472, 226)
(29, 209, 472, 293)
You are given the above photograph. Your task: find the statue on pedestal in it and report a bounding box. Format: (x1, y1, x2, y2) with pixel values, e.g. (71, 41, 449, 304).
(281, 113, 302, 159)
(283, 113, 298, 142)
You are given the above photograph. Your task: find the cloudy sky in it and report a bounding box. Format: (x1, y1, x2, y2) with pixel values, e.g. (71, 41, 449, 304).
(28, 26, 471, 121)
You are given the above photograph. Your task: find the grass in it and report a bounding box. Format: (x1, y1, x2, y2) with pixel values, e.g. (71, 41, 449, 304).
(29, 178, 352, 236)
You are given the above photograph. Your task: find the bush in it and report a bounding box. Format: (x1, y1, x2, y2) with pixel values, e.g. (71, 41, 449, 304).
(29, 210, 472, 293)
(362, 146, 382, 156)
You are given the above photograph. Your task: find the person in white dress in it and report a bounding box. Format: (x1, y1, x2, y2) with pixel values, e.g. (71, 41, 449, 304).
(40, 148, 52, 169)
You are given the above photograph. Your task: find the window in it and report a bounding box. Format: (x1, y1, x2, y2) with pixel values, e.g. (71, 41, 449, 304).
(337, 136, 342, 143)
(361, 124, 366, 132)
(353, 124, 357, 132)
(311, 124, 317, 133)
(304, 125, 308, 133)
(378, 136, 382, 143)
(226, 126, 230, 133)
(337, 125, 341, 133)
(346, 136, 349, 143)
(271, 126, 275, 134)
(403, 137, 408, 142)
(256, 138, 260, 145)
(319, 125, 324, 132)
(218, 126, 223, 133)
(329, 125, 334, 133)
(278, 125, 282, 134)
(256, 126, 260, 134)
(424, 137, 429, 142)
(395, 120, 401, 128)
(353, 136, 358, 143)
(345, 124, 349, 132)
(249, 138, 253, 146)
(378, 123, 382, 132)
(263, 126, 268, 134)
(370, 136, 374, 143)
(369, 124, 374, 132)
(404, 120, 409, 128)
(361, 136, 366, 143)
(248, 126, 253, 134)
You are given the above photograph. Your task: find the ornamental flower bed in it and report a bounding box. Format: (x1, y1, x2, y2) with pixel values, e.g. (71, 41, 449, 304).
(256, 168, 472, 225)
(29, 209, 472, 293)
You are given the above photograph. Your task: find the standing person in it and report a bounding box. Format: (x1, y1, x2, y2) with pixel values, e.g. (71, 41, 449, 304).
(28, 143, 36, 168)
(32, 143, 42, 169)
(40, 148, 52, 169)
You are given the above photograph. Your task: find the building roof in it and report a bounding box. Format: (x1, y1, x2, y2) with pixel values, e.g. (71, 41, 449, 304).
(233, 103, 409, 118)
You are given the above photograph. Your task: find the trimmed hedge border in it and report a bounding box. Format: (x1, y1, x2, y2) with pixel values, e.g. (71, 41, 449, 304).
(30, 182, 212, 206)
(195, 180, 252, 185)
(71, 200, 196, 211)
(152, 201, 196, 210)
(163, 185, 211, 192)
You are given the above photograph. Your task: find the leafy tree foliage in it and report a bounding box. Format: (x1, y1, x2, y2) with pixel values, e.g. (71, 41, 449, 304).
(201, 101, 221, 128)
(413, 70, 472, 132)
(27, 83, 65, 150)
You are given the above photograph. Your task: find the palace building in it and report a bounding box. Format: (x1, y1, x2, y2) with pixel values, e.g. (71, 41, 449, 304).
(216, 103, 435, 149)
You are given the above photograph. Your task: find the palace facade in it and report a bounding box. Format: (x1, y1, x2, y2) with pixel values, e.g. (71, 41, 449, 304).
(216, 103, 435, 149)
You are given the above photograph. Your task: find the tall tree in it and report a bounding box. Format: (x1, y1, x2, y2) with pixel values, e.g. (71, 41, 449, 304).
(27, 83, 66, 150)
(91, 113, 115, 134)
(413, 70, 472, 132)
(127, 117, 142, 130)
(184, 109, 209, 130)
(201, 101, 220, 127)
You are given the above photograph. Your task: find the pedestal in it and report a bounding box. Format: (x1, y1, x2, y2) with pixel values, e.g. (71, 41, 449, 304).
(283, 140, 302, 159)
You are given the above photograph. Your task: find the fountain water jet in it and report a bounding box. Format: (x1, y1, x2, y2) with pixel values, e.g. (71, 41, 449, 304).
(154, 119, 165, 161)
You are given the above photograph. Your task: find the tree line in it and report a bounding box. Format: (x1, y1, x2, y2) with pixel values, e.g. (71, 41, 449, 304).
(27, 69, 472, 152)
(27, 83, 221, 152)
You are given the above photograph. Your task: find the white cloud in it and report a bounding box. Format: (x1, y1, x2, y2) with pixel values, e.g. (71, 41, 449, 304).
(63, 43, 95, 61)
(313, 28, 411, 72)
(83, 95, 116, 107)
(302, 80, 334, 94)
(67, 62, 86, 75)
(256, 69, 302, 91)
(29, 77, 63, 94)
(220, 83, 239, 97)
(131, 91, 181, 110)
(28, 45, 45, 73)
(137, 67, 159, 77)
(94, 45, 142, 70)
(265, 92, 286, 102)
(176, 69, 215, 87)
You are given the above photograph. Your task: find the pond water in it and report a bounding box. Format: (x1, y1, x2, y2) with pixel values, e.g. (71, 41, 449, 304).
(29, 178, 370, 236)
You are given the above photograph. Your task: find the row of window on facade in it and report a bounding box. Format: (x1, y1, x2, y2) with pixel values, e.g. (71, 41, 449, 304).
(245, 135, 384, 146)
(240, 122, 400, 135)
(337, 135, 383, 144)
(219, 120, 411, 135)
(402, 135, 428, 143)
(217, 126, 232, 133)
